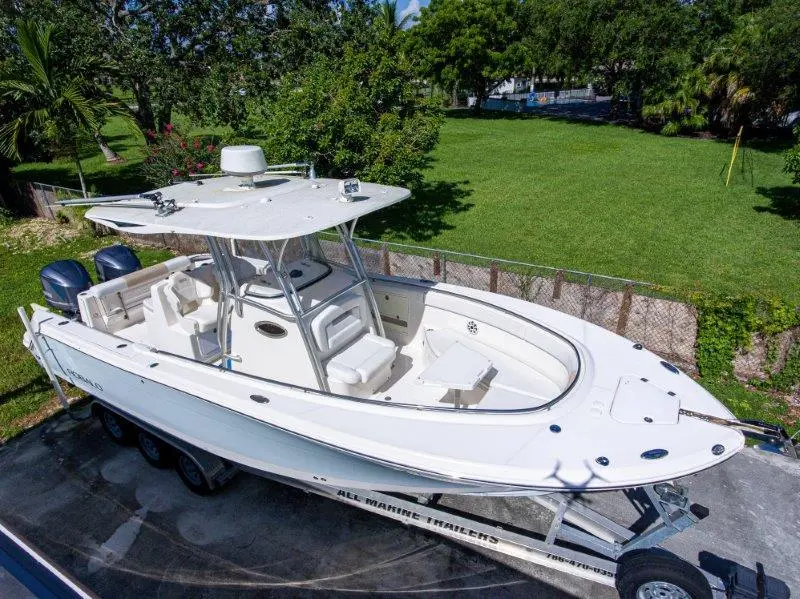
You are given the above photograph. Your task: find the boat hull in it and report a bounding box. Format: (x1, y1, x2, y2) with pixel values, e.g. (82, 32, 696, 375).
(38, 334, 533, 496)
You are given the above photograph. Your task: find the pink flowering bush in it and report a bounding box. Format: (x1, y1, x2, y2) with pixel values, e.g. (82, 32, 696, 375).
(140, 125, 221, 187)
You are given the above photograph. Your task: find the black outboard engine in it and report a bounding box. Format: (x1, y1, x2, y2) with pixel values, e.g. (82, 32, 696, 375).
(39, 260, 92, 318)
(94, 245, 141, 282)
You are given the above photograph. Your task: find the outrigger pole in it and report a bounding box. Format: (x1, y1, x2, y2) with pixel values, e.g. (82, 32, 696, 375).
(56, 192, 179, 216)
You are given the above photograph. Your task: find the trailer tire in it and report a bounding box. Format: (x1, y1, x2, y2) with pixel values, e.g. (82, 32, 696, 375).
(175, 452, 214, 495)
(136, 430, 172, 469)
(97, 406, 136, 445)
(616, 550, 711, 599)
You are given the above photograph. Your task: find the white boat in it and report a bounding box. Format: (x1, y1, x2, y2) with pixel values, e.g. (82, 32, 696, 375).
(21, 145, 749, 496)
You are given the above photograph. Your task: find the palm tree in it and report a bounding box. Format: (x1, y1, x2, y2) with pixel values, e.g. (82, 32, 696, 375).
(379, 0, 414, 34)
(0, 20, 130, 196)
(704, 15, 759, 131)
(642, 67, 710, 136)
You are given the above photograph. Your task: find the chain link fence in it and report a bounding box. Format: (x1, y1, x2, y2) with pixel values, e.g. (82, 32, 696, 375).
(13, 181, 95, 219)
(16, 180, 699, 371)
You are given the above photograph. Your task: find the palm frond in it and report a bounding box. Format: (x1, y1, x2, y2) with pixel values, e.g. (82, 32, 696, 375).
(0, 107, 51, 159)
(60, 80, 102, 131)
(0, 79, 39, 98)
(15, 20, 54, 88)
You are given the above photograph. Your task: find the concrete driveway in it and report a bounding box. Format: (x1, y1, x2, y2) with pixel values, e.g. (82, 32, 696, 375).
(0, 412, 796, 598)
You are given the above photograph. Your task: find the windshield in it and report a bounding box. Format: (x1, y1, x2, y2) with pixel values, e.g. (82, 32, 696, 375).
(231, 236, 338, 300)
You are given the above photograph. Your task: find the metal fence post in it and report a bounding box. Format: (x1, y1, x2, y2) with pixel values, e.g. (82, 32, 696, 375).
(442, 255, 447, 283)
(489, 261, 499, 293)
(381, 243, 391, 276)
(433, 252, 441, 277)
(616, 283, 635, 336)
(45, 185, 56, 219)
(553, 270, 564, 300)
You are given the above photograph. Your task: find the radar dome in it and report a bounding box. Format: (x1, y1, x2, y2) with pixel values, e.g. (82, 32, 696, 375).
(220, 145, 268, 176)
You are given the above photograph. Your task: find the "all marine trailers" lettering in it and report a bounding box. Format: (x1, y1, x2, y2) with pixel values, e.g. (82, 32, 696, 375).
(337, 490, 499, 544)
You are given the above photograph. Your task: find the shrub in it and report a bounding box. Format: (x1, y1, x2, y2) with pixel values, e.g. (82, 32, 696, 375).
(692, 292, 800, 378)
(252, 32, 442, 187)
(784, 126, 800, 184)
(140, 124, 221, 188)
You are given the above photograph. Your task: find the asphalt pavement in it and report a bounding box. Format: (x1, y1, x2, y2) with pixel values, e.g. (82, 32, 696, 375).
(0, 411, 795, 598)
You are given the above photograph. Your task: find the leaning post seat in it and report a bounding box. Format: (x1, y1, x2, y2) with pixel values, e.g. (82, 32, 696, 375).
(311, 292, 396, 397)
(78, 256, 192, 333)
(143, 269, 221, 362)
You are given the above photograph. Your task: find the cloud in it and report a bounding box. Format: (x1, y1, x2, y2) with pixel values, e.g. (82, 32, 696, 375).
(399, 0, 421, 26)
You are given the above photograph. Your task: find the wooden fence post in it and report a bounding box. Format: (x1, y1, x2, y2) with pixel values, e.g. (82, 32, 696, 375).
(381, 243, 391, 276)
(553, 270, 564, 300)
(433, 252, 441, 277)
(616, 283, 634, 336)
(489, 261, 498, 293)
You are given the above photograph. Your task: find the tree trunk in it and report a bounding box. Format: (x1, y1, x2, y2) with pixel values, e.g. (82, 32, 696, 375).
(451, 82, 458, 108)
(471, 77, 486, 113)
(94, 130, 122, 162)
(132, 78, 156, 134)
(73, 147, 88, 198)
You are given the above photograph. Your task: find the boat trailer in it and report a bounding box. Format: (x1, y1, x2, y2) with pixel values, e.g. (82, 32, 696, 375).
(85, 398, 787, 599)
(13, 303, 792, 598)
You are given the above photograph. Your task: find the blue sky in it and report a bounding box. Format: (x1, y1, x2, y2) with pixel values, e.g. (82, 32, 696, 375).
(398, 0, 429, 23)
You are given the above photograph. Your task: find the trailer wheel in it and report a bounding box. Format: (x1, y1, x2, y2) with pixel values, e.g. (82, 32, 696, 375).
(136, 430, 172, 469)
(97, 406, 136, 445)
(617, 551, 711, 599)
(175, 452, 214, 495)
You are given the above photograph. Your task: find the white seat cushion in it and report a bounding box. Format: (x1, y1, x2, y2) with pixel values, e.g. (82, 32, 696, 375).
(311, 292, 366, 355)
(184, 303, 218, 333)
(167, 272, 200, 315)
(326, 333, 396, 385)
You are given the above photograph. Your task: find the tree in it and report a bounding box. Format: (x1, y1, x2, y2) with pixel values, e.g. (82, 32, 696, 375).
(256, 28, 441, 187)
(519, 0, 596, 89)
(642, 66, 709, 135)
(738, 0, 800, 126)
(0, 20, 130, 196)
(63, 0, 276, 133)
(379, 0, 413, 34)
(408, 0, 524, 109)
(703, 14, 760, 131)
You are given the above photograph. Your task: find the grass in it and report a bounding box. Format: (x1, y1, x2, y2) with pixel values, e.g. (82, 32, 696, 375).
(700, 377, 798, 434)
(13, 113, 798, 300)
(359, 113, 800, 302)
(0, 217, 173, 441)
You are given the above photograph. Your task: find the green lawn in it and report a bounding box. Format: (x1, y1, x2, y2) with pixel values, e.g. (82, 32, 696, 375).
(13, 113, 799, 299)
(0, 219, 173, 441)
(359, 114, 800, 301)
